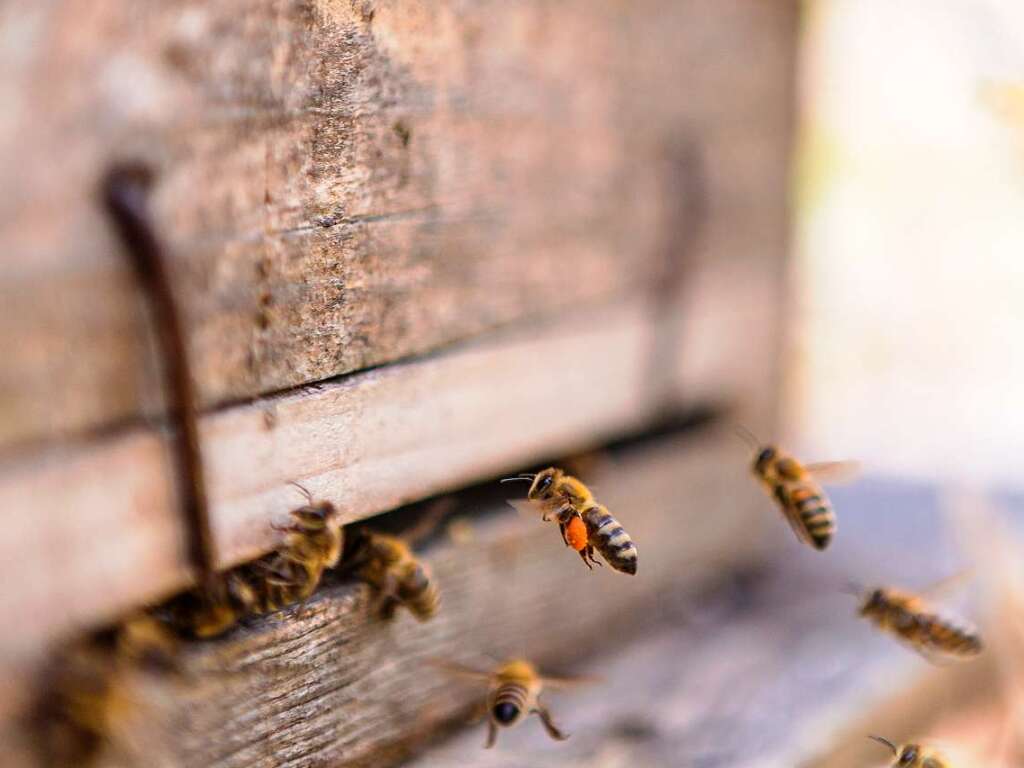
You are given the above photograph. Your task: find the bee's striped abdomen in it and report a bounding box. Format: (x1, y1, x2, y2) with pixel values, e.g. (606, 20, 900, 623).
(787, 484, 835, 550)
(582, 506, 638, 575)
(490, 682, 528, 725)
(921, 615, 983, 656)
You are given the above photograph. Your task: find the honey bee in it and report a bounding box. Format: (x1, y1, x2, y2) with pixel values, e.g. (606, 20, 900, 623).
(36, 614, 179, 768)
(349, 530, 439, 621)
(856, 583, 982, 661)
(169, 486, 343, 638)
(869, 735, 951, 767)
(503, 468, 638, 575)
(737, 427, 857, 551)
(434, 658, 579, 748)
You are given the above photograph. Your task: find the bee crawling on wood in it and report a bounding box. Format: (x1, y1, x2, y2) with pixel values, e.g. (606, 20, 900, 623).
(503, 467, 637, 575)
(168, 484, 344, 638)
(434, 658, 587, 748)
(348, 530, 440, 622)
(35, 614, 180, 768)
(737, 426, 858, 551)
(854, 578, 982, 662)
(869, 735, 952, 767)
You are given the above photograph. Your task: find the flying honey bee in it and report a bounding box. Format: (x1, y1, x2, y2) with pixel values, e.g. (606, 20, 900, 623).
(169, 486, 344, 638)
(855, 581, 982, 661)
(348, 530, 439, 621)
(503, 468, 638, 575)
(434, 658, 583, 748)
(736, 427, 858, 551)
(36, 614, 179, 768)
(869, 735, 951, 767)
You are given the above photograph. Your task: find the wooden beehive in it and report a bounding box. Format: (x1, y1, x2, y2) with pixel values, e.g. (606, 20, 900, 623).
(0, 2, 799, 766)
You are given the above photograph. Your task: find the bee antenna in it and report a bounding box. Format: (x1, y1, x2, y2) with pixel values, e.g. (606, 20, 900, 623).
(500, 476, 534, 484)
(288, 481, 314, 503)
(733, 424, 761, 450)
(867, 735, 899, 756)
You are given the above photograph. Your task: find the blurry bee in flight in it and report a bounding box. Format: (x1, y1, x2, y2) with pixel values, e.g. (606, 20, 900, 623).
(869, 735, 951, 767)
(854, 577, 982, 661)
(503, 468, 638, 575)
(169, 485, 344, 638)
(36, 614, 179, 768)
(736, 426, 858, 551)
(434, 658, 581, 748)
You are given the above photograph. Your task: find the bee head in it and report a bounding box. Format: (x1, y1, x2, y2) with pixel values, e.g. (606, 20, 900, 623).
(528, 468, 561, 501)
(897, 745, 920, 765)
(492, 701, 521, 726)
(753, 446, 776, 474)
(859, 588, 885, 616)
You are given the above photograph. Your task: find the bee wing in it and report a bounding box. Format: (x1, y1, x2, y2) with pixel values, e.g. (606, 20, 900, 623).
(805, 460, 861, 484)
(919, 567, 975, 601)
(427, 659, 491, 682)
(506, 498, 545, 518)
(539, 673, 602, 690)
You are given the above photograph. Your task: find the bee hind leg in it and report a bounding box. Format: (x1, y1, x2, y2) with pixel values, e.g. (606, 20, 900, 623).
(485, 719, 498, 749)
(576, 548, 593, 569)
(535, 705, 569, 741)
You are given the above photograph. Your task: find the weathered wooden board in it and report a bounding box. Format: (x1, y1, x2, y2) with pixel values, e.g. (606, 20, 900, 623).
(0, 302, 779, 722)
(0, 0, 797, 452)
(3, 425, 776, 768)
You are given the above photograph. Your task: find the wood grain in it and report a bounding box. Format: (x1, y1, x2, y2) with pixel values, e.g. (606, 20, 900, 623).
(0, 0, 797, 452)
(5, 425, 776, 768)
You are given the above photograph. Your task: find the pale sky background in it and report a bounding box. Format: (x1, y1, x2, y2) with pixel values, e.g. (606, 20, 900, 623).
(790, 0, 1024, 489)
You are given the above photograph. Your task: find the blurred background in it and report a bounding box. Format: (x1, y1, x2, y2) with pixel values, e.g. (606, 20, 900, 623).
(790, 0, 1024, 490)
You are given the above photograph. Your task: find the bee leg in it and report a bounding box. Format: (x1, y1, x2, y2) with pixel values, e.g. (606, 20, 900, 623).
(576, 547, 593, 570)
(535, 705, 568, 741)
(485, 719, 498, 749)
(543, 503, 572, 524)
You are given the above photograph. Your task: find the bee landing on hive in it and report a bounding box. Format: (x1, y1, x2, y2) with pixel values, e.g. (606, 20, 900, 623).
(348, 530, 440, 621)
(347, 500, 452, 622)
(167, 485, 344, 638)
(503, 467, 638, 575)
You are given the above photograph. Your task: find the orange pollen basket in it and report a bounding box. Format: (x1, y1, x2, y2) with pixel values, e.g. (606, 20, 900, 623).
(564, 516, 588, 551)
